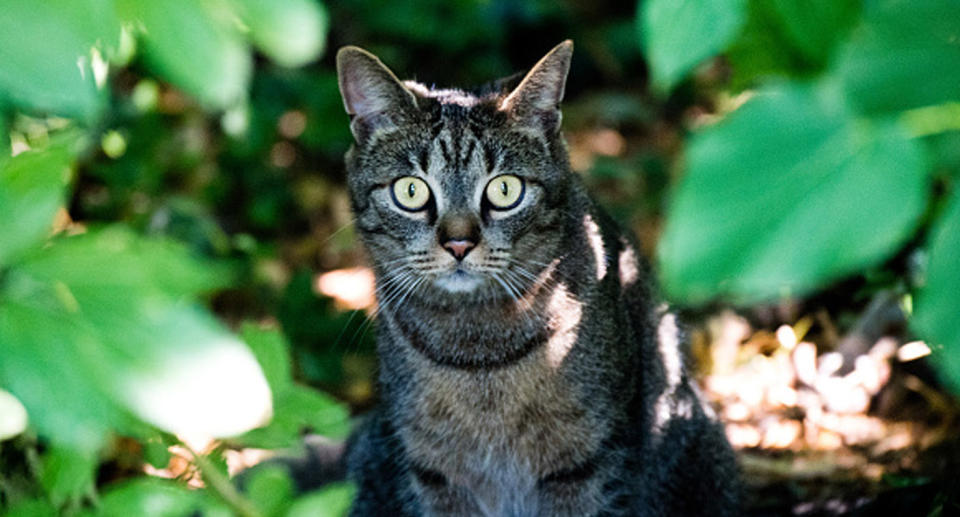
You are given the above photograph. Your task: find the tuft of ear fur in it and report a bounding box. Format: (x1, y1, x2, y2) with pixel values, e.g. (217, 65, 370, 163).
(336, 46, 418, 139)
(500, 40, 573, 129)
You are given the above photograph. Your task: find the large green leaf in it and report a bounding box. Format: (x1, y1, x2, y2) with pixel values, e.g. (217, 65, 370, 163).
(0, 145, 72, 267)
(658, 83, 929, 304)
(229, 0, 328, 67)
(638, 0, 747, 92)
(286, 483, 356, 517)
(246, 465, 294, 516)
(914, 187, 960, 392)
(2, 228, 269, 445)
(243, 323, 293, 392)
(16, 226, 230, 297)
(0, 0, 118, 120)
(837, 0, 960, 114)
(97, 478, 200, 517)
(239, 319, 350, 449)
(117, 0, 252, 109)
(0, 294, 126, 452)
(41, 446, 97, 506)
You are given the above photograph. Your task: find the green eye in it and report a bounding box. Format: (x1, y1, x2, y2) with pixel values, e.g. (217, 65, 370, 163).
(485, 174, 524, 210)
(391, 176, 431, 211)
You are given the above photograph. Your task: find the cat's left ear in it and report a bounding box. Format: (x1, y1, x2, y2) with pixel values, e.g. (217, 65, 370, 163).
(337, 46, 419, 141)
(500, 40, 573, 131)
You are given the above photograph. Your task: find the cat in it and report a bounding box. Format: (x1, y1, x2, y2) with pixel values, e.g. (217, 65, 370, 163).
(335, 40, 739, 516)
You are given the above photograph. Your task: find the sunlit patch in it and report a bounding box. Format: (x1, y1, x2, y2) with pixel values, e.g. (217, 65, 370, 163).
(316, 267, 376, 311)
(776, 324, 798, 350)
(617, 241, 638, 287)
(658, 313, 683, 388)
(897, 340, 931, 362)
(652, 312, 687, 436)
(544, 283, 583, 369)
(583, 214, 606, 280)
(121, 338, 273, 438)
(0, 389, 28, 441)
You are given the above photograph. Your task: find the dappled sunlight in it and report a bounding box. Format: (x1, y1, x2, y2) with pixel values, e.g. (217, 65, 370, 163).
(316, 267, 377, 311)
(652, 312, 690, 436)
(0, 389, 28, 441)
(544, 282, 583, 369)
(582, 214, 607, 280)
(617, 240, 639, 287)
(699, 309, 958, 506)
(121, 338, 273, 439)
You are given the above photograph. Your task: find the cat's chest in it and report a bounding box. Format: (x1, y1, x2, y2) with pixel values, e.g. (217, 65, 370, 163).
(398, 346, 605, 487)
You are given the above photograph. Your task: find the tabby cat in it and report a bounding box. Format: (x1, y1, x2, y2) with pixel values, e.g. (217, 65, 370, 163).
(335, 41, 739, 516)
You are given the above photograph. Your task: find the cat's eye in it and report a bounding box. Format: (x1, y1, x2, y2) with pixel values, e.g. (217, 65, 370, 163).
(391, 176, 431, 211)
(485, 175, 524, 210)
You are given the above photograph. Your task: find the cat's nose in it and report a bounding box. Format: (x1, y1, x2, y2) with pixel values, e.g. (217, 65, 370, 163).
(443, 239, 476, 260)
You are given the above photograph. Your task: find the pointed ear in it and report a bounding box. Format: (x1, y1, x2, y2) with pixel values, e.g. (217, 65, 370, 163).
(336, 46, 418, 139)
(500, 40, 573, 129)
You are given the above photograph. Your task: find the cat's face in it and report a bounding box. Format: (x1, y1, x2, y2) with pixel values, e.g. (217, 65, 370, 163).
(337, 42, 574, 306)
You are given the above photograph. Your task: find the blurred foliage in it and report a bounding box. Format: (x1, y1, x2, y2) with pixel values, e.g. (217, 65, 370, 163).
(647, 0, 960, 392)
(0, 0, 352, 515)
(2, 0, 960, 514)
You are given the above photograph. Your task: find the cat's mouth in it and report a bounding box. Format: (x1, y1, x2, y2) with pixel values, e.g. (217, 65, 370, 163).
(434, 268, 484, 293)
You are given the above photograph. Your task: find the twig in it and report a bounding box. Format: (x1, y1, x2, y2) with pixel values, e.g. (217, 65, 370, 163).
(187, 446, 262, 517)
(835, 289, 906, 374)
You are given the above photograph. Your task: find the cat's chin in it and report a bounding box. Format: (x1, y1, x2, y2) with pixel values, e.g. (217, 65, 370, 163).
(433, 270, 484, 293)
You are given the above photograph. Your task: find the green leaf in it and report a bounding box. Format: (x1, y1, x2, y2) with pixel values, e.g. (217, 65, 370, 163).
(0, 111, 9, 161)
(117, 0, 252, 109)
(639, 0, 747, 92)
(238, 386, 349, 449)
(770, 0, 860, 64)
(0, 145, 71, 267)
(837, 0, 960, 114)
(3, 228, 269, 442)
(242, 323, 293, 393)
(40, 446, 96, 506)
(246, 465, 294, 517)
(658, 83, 929, 304)
(724, 1, 809, 89)
(914, 187, 960, 392)
(97, 478, 200, 517)
(16, 227, 231, 297)
(143, 437, 173, 470)
(3, 499, 59, 517)
(229, 0, 328, 67)
(286, 483, 355, 517)
(0, 295, 123, 452)
(0, 0, 118, 120)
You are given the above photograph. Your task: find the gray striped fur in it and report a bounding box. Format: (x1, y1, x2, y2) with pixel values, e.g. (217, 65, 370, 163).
(336, 41, 739, 517)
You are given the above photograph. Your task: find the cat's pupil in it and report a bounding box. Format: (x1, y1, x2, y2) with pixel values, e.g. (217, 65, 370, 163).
(407, 182, 416, 198)
(500, 181, 508, 196)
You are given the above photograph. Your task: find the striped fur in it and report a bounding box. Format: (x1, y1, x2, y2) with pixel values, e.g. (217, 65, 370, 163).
(337, 41, 739, 516)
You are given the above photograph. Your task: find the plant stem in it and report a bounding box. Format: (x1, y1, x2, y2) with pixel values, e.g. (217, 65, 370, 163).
(188, 447, 262, 517)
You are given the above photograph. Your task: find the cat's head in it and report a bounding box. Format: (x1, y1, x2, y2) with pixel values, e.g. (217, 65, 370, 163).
(336, 42, 574, 306)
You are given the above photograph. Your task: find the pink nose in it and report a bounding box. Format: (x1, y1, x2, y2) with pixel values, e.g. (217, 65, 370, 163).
(443, 239, 475, 260)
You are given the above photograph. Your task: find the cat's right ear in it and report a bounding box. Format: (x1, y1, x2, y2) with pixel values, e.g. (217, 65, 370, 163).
(336, 46, 418, 141)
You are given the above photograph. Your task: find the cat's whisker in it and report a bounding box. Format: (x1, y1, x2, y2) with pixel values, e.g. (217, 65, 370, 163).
(491, 274, 519, 304)
(352, 269, 424, 347)
(502, 269, 535, 317)
(316, 218, 356, 249)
